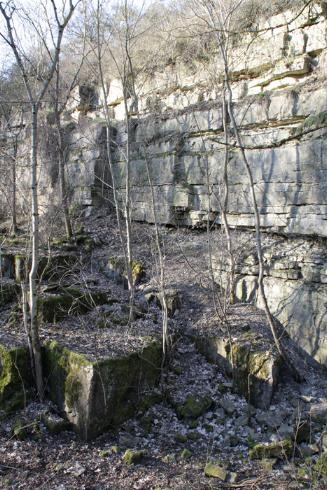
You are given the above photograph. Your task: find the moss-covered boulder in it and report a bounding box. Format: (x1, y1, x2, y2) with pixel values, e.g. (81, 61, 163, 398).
(51, 233, 95, 253)
(123, 449, 147, 465)
(42, 338, 162, 439)
(38, 287, 109, 323)
(107, 256, 144, 287)
(195, 335, 281, 409)
(180, 448, 192, 460)
(230, 343, 281, 409)
(204, 462, 228, 480)
(41, 411, 71, 434)
(1, 251, 80, 283)
(176, 394, 213, 420)
(249, 439, 293, 460)
(145, 288, 182, 317)
(0, 343, 32, 413)
(0, 281, 18, 306)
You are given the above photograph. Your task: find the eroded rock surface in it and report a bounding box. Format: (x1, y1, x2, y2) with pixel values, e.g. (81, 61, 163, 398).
(42, 339, 162, 439)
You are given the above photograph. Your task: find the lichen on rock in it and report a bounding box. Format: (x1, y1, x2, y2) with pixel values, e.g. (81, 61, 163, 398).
(249, 439, 293, 460)
(122, 449, 147, 465)
(107, 256, 144, 286)
(176, 394, 213, 420)
(42, 338, 163, 439)
(37, 287, 108, 323)
(0, 343, 32, 413)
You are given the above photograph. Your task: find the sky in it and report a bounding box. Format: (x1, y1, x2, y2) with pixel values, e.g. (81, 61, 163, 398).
(0, 0, 162, 73)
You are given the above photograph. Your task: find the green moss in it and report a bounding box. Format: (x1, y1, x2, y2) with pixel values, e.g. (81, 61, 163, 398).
(108, 256, 145, 285)
(38, 288, 108, 323)
(187, 431, 200, 441)
(314, 453, 327, 479)
(65, 373, 82, 410)
(12, 419, 28, 440)
(230, 342, 279, 407)
(175, 433, 188, 443)
(137, 392, 163, 413)
(99, 450, 110, 458)
(123, 449, 147, 465)
(92, 341, 162, 429)
(43, 339, 163, 439)
(180, 449, 192, 460)
(0, 282, 18, 306)
(177, 395, 213, 420)
(42, 340, 89, 414)
(0, 344, 32, 413)
(249, 439, 293, 460)
(204, 462, 228, 480)
(259, 458, 278, 472)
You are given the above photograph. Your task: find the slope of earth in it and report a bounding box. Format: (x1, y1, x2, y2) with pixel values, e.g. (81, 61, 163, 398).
(0, 212, 327, 489)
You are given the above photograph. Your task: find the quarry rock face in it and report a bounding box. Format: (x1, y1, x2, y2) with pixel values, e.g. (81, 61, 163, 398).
(1, 5, 327, 361)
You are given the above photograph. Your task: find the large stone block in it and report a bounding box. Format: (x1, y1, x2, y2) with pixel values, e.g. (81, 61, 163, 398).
(195, 335, 281, 409)
(42, 339, 162, 439)
(0, 343, 32, 413)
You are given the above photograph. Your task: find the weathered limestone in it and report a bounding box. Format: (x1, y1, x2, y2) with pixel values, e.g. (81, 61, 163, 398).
(0, 343, 32, 413)
(249, 439, 293, 460)
(42, 339, 162, 439)
(106, 256, 144, 287)
(1, 250, 80, 283)
(0, 281, 18, 306)
(145, 288, 182, 317)
(37, 287, 109, 323)
(222, 235, 327, 363)
(0, 5, 326, 364)
(195, 334, 281, 409)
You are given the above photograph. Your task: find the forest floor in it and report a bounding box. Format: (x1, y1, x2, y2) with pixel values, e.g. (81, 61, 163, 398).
(0, 211, 327, 489)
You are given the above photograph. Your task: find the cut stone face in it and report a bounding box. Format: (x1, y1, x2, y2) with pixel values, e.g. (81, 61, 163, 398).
(195, 335, 281, 409)
(42, 338, 163, 440)
(0, 281, 18, 306)
(0, 343, 32, 413)
(37, 287, 109, 323)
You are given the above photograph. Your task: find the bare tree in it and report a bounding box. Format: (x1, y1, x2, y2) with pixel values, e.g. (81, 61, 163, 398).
(48, 17, 89, 240)
(86, 0, 153, 321)
(187, 0, 302, 379)
(0, 0, 80, 399)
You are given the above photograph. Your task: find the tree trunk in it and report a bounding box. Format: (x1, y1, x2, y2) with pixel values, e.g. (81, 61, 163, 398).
(29, 104, 44, 400)
(217, 36, 301, 381)
(11, 135, 18, 235)
(123, 94, 135, 321)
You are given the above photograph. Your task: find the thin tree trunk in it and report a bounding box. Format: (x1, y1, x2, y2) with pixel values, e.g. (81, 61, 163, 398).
(123, 94, 135, 321)
(144, 152, 169, 356)
(221, 88, 235, 306)
(29, 104, 44, 400)
(11, 135, 18, 235)
(21, 281, 34, 375)
(217, 35, 301, 381)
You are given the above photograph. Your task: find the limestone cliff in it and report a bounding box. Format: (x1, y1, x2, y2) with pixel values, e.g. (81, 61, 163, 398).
(91, 3, 325, 362)
(2, 3, 327, 362)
